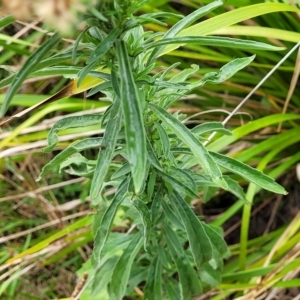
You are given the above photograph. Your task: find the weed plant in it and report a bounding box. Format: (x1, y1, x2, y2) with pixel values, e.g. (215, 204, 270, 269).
(0, 0, 294, 299)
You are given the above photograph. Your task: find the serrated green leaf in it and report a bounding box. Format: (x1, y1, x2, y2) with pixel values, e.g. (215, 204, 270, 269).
(44, 114, 102, 152)
(36, 138, 103, 180)
(109, 232, 143, 300)
(0, 33, 61, 117)
(132, 198, 151, 250)
(209, 151, 287, 195)
(116, 40, 146, 194)
(149, 103, 224, 184)
(92, 179, 130, 265)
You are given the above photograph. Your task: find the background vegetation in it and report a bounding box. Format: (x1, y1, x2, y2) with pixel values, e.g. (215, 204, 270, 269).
(0, 0, 299, 299)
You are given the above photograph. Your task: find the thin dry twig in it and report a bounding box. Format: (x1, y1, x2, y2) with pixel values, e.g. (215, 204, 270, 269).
(277, 46, 300, 132)
(0, 177, 85, 202)
(0, 210, 90, 243)
(205, 41, 300, 146)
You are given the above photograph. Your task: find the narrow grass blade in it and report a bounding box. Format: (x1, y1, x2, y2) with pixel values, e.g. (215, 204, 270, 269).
(148, 0, 223, 63)
(145, 36, 284, 51)
(0, 33, 61, 117)
(0, 16, 15, 29)
(161, 3, 300, 56)
(213, 25, 300, 43)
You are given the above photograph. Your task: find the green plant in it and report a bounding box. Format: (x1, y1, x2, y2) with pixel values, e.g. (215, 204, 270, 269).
(0, 0, 290, 299)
